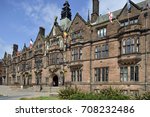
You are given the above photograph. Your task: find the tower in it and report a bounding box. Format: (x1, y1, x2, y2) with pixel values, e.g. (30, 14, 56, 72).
(91, 0, 99, 23)
(60, 0, 72, 30)
(61, 0, 72, 20)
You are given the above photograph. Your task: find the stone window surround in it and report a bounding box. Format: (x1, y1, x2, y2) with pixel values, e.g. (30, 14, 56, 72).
(120, 65, 139, 82)
(94, 67, 109, 82)
(122, 37, 140, 55)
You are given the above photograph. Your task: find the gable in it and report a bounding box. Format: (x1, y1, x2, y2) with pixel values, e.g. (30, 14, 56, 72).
(49, 24, 63, 38)
(33, 33, 44, 49)
(67, 13, 91, 42)
(117, 1, 141, 20)
(68, 13, 87, 32)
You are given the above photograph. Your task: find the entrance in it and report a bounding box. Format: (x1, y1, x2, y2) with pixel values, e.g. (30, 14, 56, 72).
(0, 77, 2, 85)
(52, 75, 58, 86)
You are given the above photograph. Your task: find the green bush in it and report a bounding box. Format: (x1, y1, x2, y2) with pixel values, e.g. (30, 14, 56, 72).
(68, 87, 131, 100)
(97, 87, 131, 100)
(69, 92, 98, 100)
(58, 87, 81, 99)
(137, 92, 150, 100)
(59, 87, 131, 100)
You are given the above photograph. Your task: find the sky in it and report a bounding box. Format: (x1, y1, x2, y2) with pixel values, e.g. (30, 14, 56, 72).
(0, 0, 144, 59)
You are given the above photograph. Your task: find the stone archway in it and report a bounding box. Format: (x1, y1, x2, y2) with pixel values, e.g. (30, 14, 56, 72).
(52, 75, 59, 86)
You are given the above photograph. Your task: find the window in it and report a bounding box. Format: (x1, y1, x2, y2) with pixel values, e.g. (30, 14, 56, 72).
(50, 38, 59, 46)
(121, 17, 138, 27)
(120, 65, 139, 82)
(35, 57, 42, 69)
(95, 44, 109, 59)
(29, 51, 32, 58)
(94, 67, 109, 82)
(71, 30, 82, 42)
(36, 42, 43, 49)
(122, 38, 139, 54)
(130, 66, 139, 81)
(71, 48, 82, 61)
(95, 46, 101, 59)
(22, 63, 26, 72)
(49, 53, 63, 65)
(98, 28, 107, 38)
(120, 67, 128, 82)
(26, 61, 32, 70)
(71, 69, 82, 82)
(95, 68, 101, 81)
(102, 44, 109, 58)
(102, 67, 109, 81)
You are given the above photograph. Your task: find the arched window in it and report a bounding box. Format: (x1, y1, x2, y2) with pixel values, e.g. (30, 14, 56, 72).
(125, 38, 131, 54)
(122, 37, 139, 54)
(122, 40, 126, 54)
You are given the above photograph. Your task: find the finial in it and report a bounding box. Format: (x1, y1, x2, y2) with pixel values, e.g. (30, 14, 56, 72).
(87, 9, 90, 23)
(54, 16, 58, 26)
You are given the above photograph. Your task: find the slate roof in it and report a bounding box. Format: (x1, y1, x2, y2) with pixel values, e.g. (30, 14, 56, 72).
(94, 0, 149, 24)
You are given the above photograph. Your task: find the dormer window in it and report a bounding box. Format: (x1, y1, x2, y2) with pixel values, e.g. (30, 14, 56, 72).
(36, 42, 42, 49)
(51, 38, 59, 46)
(97, 27, 107, 38)
(71, 30, 82, 42)
(121, 17, 139, 27)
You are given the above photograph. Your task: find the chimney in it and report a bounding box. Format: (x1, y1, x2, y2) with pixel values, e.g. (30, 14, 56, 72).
(39, 27, 45, 36)
(91, 0, 99, 23)
(13, 44, 18, 56)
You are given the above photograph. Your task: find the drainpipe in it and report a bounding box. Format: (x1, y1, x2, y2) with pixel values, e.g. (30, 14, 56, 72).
(144, 12, 148, 91)
(90, 27, 93, 92)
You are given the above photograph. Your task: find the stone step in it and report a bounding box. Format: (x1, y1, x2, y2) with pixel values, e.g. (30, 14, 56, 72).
(50, 87, 61, 93)
(49, 92, 59, 96)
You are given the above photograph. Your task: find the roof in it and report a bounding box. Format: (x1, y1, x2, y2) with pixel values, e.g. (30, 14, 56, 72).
(94, 0, 149, 25)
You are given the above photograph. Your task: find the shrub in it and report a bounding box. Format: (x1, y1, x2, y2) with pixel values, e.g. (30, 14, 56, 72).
(68, 87, 131, 100)
(69, 92, 98, 100)
(59, 87, 131, 100)
(58, 87, 81, 99)
(138, 92, 150, 100)
(97, 87, 131, 100)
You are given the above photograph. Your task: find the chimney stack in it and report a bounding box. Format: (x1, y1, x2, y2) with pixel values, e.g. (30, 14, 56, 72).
(13, 44, 18, 56)
(91, 0, 99, 23)
(39, 27, 45, 36)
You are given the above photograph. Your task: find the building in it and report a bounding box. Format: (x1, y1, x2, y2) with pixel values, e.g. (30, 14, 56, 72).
(0, 59, 2, 85)
(2, 0, 150, 94)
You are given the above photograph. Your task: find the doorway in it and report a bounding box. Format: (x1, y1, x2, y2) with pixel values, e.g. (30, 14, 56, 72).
(52, 75, 58, 86)
(0, 77, 2, 85)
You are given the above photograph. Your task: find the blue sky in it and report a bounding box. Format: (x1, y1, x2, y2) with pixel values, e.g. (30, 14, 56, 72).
(0, 0, 143, 58)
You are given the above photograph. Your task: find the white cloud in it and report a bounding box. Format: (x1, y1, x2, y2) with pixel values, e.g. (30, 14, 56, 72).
(21, 0, 61, 30)
(0, 38, 12, 59)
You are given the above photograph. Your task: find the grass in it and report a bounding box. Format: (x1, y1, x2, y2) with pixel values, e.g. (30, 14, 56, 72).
(20, 96, 59, 100)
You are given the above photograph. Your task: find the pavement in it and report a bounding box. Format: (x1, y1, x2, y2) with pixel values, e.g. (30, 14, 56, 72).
(0, 85, 51, 100)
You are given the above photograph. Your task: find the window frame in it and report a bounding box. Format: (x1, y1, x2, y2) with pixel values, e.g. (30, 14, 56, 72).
(97, 27, 107, 38)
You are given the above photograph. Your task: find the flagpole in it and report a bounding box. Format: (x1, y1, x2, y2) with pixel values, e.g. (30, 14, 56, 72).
(107, 8, 121, 26)
(115, 17, 121, 26)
